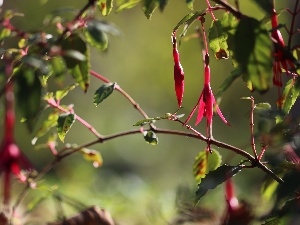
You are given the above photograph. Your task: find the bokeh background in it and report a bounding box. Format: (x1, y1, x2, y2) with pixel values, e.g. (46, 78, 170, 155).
(1, 0, 293, 224)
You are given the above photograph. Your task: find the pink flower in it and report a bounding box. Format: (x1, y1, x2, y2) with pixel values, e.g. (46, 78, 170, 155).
(271, 9, 297, 106)
(184, 55, 229, 135)
(172, 33, 185, 108)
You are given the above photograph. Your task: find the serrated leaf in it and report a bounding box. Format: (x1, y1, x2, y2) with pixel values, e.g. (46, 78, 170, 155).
(216, 67, 243, 99)
(209, 20, 229, 59)
(97, 0, 113, 16)
(85, 20, 109, 51)
(193, 149, 222, 183)
(80, 148, 103, 168)
(93, 82, 116, 106)
(115, 0, 140, 13)
(32, 110, 60, 144)
(234, 16, 272, 93)
(195, 164, 242, 204)
(16, 67, 42, 131)
(281, 78, 300, 116)
(252, 0, 273, 16)
(143, 131, 158, 145)
(57, 113, 75, 142)
(55, 84, 77, 101)
(185, 0, 194, 10)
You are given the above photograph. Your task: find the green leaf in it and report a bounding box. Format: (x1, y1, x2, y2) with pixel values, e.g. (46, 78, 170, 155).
(57, 113, 75, 142)
(16, 67, 42, 130)
(143, 131, 158, 145)
(281, 78, 300, 115)
(216, 67, 243, 100)
(32, 110, 60, 144)
(185, 0, 194, 10)
(50, 56, 67, 79)
(61, 35, 90, 92)
(173, 10, 205, 39)
(97, 0, 113, 16)
(115, 0, 140, 13)
(143, 0, 159, 19)
(93, 82, 116, 106)
(85, 20, 109, 51)
(55, 84, 77, 101)
(133, 118, 156, 126)
(234, 16, 272, 93)
(252, 0, 273, 16)
(209, 19, 229, 59)
(195, 164, 242, 204)
(193, 149, 222, 183)
(0, 28, 11, 42)
(255, 102, 272, 110)
(80, 148, 103, 168)
(158, 0, 168, 11)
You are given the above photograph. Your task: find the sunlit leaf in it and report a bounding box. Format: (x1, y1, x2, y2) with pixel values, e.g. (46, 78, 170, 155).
(0, 28, 11, 42)
(50, 56, 67, 79)
(32, 110, 60, 144)
(93, 82, 116, 106)
(216, 67, 243, 100)
(55, 84, 77, 101)
(16, 67, 42, 130)
(143, 131, 158, 145)
(193, 149, 222, 183)
(97, 0, 113, 16)
(57, 113, 75, 142)
(281, 78, 300, 116)
(209, 19, 229, 59)
(255, 102, 272, 110)
(80, 148, 103, 168)
(195, 164, 243, 204)
(234, 16, 272, 92)
(115, 0, 140, 13)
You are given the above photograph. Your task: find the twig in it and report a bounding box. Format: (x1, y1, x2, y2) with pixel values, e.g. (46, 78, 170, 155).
(250, 96, 258, 159)
(212, 0, 242, 19)
(288, 0, 300, 49)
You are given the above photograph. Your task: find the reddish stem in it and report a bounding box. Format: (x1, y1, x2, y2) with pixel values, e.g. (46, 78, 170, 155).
(249, 97, 258, 160)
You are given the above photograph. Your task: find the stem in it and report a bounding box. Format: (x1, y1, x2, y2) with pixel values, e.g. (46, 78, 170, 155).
(288, 0, 300, 49)
(212, 0, 242, 19)
(46, 98, 103, 139)
(250, 97, 258, 159)
(90, 70, 155, 128)
(205, 0, 216, 21)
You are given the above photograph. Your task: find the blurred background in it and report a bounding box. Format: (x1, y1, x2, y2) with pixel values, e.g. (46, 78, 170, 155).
(1, 0, 293, 224)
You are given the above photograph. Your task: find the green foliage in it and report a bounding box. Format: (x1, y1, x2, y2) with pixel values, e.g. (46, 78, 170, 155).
(252, 0, 273, 16)
(57, 113, 75, 142)
(15, 67, 42, 130)
(209, 19, 229, 59)
(281, 78, 300, 116)
(80, 148, 103, 168)
(93, 82, 116, 106)
(193, 149, 222, 183)
(234, 16, 272, 92)
(143, 130, 158, 145)
(97, 0, 114, 16)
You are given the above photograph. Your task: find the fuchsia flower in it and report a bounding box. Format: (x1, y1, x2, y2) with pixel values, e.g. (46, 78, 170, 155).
(172, 32, 185, 108)
(271, 9, 297, 106)
(184, 53, 229, 135)
(0, 79, 32, 205)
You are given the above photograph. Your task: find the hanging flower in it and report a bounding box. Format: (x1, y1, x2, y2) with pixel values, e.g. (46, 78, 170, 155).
(271, 9, 297, 106)
(172, 32, 185, 108)
(184, 54, 229, 135)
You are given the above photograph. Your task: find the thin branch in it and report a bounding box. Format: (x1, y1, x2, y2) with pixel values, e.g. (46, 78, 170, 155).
(288, 0, 300, 49)
(212, 0, 242, 19)
(250, 97, 258, 159)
